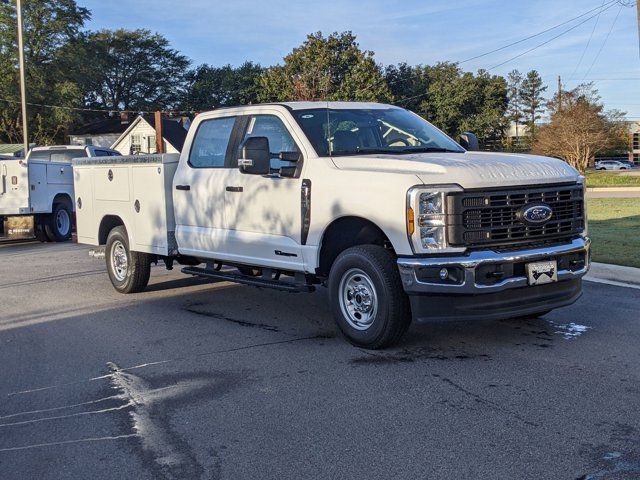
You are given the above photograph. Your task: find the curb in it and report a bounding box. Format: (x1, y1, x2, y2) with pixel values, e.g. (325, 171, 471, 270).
(585, 262, 640, 290)
(587, 187, 640, 192)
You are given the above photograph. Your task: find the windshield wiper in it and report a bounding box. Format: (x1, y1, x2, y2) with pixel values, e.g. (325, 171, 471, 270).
(331, 147, 400, 156)
(399, 147, 463, 153)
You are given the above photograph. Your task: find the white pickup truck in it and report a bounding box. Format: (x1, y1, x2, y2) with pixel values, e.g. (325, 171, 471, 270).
(73, 102, 590, 348)
(1, 145, 119, 241)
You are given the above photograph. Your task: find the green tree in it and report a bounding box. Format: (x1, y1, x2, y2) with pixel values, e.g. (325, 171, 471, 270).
(533, 84, 627, 173)
(506, 69, 524, 144)
(384, 63, 428, 112)
(0, 0, 89, 143)
(520, 70, 547, 140)
(403, 63, 507, 146)
(182, 62, 263, 110)
(257, 31, 391, 102)
(68, 29, 189, 111)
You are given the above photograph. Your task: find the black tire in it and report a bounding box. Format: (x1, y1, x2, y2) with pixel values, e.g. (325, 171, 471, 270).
(105, 226, 151, 294)
(328, 245, 411, 349)
(34, 219, 51, 242)
(44, 203, 72, 242)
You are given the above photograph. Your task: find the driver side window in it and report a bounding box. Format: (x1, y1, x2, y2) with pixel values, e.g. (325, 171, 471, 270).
(238, 115, 300, 171)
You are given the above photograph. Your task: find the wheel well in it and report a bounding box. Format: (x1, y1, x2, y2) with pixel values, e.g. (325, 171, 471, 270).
(98, 215, 125, 245)
(53, 193, 72, 209)
(317, 216, 393, 277)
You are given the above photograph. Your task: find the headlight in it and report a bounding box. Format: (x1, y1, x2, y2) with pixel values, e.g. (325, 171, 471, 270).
(406, 185, 465, 254)
(577, 176, 588, 236)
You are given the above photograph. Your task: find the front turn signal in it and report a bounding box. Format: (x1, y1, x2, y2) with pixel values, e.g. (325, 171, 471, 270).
(407, 206, 415, 235)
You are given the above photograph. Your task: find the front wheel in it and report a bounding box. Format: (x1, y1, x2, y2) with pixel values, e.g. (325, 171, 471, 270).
(328, 245, 411, 349)
(105, 226, 151, 293)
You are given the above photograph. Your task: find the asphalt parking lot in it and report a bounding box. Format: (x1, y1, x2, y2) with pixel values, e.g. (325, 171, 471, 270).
(0, 241, 639, 480)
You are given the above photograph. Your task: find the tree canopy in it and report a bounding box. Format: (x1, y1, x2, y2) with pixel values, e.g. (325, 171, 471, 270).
(0, 0, 89, 143)
(69, 29, 190, 112)
(182, 62, 263, 110)
(533, 84, 627, 173)
(257, 31, 391, 103)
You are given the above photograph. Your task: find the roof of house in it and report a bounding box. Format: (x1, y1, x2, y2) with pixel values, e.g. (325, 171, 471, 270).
(0, 144, 26, 155)
(143, 115, 189, 152)
(70, 117, 132, 136)
(111, 115, 190, 152)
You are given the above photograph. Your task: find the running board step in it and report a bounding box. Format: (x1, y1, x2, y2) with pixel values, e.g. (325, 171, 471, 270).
(181, 267, 315, 293)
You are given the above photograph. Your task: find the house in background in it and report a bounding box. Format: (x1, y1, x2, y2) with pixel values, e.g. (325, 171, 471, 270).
(69, 114, 133, 147)
(0, 143, 34, 158)
(110, 115, 190, 155)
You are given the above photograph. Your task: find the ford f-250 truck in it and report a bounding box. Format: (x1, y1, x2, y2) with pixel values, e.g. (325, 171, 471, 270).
(1, 145, 119, 241)
(73, 102, 590, 348)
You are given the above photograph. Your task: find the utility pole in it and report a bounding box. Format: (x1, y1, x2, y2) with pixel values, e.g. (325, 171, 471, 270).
(637, 0, 640, 59)
(557, 75, 562, 112)
(154, 111, 164, 154)
(16, 0, 29, 157)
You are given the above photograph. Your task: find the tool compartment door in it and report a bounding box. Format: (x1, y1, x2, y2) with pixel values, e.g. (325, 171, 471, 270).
(0, 159, 29, 215)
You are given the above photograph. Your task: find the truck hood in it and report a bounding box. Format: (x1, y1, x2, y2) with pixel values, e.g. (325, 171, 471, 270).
(331, 151, 580, 189)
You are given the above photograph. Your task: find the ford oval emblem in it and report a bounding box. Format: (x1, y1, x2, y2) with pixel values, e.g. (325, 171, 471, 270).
(520, 204, 553, 225)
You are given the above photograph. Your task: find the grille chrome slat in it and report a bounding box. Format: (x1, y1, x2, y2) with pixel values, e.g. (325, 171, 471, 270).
(449, 184, 585, 248)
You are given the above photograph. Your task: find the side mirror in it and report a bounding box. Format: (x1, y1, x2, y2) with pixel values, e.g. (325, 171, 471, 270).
(459, 132, 479, 151)
(239, 136, 271, 175)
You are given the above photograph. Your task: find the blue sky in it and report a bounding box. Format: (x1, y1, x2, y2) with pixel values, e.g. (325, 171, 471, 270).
(82, 0, 639, 119)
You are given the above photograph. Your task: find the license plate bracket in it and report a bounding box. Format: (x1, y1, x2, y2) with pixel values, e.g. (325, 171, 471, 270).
(526, 260, 558, 286)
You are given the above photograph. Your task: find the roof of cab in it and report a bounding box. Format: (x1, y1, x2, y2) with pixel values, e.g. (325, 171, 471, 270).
(199, 101, 398, 115)
(278, 101, 397, 110)
(31, 145, 86, 150)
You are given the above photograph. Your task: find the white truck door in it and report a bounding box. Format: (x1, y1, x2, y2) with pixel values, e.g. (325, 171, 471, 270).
(173, 115, 237, 257)
(222, 113, 305, 271)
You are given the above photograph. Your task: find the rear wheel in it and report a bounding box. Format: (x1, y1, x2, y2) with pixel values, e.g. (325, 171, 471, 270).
(34, 218, 51, 242)
(44, 203, 72, 242)
(105, 226, 151, 293)
(328, 245, 411, 349)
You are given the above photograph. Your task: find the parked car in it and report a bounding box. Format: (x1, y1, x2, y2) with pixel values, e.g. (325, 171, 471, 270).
(595, 160, 631, 171)
(0, 145, 119, 242)
(73, 102, 589, 348)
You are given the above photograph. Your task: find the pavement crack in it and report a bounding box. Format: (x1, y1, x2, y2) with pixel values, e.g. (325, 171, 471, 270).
(184, 305, 280, 332)
(437, 376, 539, 428)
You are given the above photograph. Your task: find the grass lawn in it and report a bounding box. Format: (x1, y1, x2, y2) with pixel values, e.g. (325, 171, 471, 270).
(587, 198, 640, 268)
(585, 170, 640, 188)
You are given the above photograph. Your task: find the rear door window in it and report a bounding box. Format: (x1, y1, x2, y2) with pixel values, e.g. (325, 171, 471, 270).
(189, 116, 236, 168)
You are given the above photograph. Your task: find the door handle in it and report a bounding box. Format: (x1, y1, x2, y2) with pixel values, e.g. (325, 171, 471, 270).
(225, 186, 243, 192)
(175, 185, 190, 191)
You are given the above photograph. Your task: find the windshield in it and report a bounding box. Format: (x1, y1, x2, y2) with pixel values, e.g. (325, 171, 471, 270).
(291, 107, 464, 157)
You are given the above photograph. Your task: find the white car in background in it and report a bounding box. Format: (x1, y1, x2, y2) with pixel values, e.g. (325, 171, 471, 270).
(595, 160, 631, 171)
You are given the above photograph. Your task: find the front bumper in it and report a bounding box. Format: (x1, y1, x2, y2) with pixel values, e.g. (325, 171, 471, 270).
(397, 237, 590, 321)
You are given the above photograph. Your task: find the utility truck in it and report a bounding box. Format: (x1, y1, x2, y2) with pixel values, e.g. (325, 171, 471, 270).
(0, 145, 119, 241)
(73, 102, 590, 348)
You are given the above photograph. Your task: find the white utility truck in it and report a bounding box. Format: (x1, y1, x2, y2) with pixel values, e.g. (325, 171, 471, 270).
(73, 102, 590, 348)
(0, 145, 119, 241)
